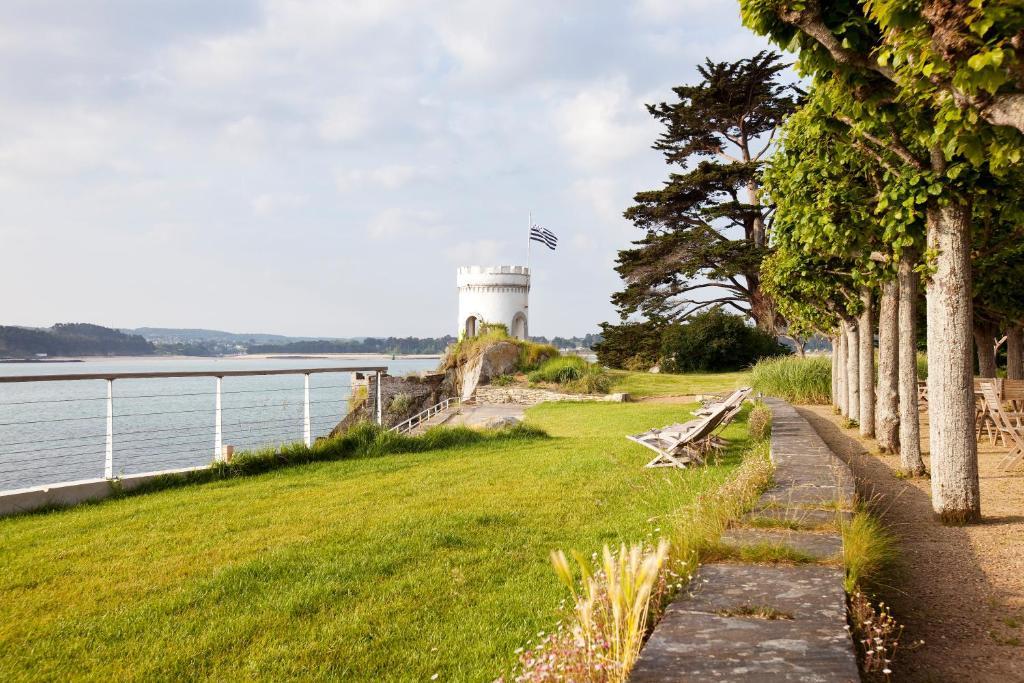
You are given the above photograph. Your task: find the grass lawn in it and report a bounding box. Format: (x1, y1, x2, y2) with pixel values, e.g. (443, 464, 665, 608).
(0, 399, 750, 682)
(610, 369, 751, 398)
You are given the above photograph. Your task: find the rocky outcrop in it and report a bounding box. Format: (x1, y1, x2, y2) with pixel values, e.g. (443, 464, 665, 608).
(460, 341, 521, 401)
(329, 372, 451, 435)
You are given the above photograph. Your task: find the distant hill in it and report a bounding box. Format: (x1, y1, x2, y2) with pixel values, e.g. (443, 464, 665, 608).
(124, 327, 351, 345)
(0, 324, 155, 358)
(248, 337, 457, 355)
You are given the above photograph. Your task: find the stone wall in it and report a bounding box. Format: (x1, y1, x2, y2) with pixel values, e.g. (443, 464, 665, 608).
(475, 385, 627, 406)
(330, 372, 454, 435)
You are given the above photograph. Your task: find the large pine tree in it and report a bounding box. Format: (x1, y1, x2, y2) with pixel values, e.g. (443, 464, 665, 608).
(612, 51, 800, 333)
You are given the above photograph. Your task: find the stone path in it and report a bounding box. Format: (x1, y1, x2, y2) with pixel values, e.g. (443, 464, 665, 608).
(631, 399, 860, 682)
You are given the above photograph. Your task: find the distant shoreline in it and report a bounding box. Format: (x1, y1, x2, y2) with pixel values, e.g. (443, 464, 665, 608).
(0, 353, 442, 363)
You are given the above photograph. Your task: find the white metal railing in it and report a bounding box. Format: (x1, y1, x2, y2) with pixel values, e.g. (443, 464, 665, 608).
(0, 366, 387, 491)
(391, 396, 461, 435)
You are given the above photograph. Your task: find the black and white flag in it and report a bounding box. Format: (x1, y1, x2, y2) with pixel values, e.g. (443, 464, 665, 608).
(529, 224, 558, 250)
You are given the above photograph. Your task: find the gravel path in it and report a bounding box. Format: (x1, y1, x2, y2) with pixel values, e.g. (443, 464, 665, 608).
(798, 405, 1024, 682)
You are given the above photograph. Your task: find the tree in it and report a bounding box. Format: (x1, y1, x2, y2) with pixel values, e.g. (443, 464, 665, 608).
(593, 320, 663, 370)
(739, 0, 1020, 522)
(612, 52, 801, 333)
(660, 307, 789, 372)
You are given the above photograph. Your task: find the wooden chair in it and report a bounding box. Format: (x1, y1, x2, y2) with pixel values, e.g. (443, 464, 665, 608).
(979, 382, 1024, 471)
(694, 387, 752, 417)
(974, 378, 1000, 445)
(627, 403, 732, 469)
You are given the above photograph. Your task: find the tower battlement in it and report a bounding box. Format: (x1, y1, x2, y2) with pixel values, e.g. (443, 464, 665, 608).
(457, 265, 530, 339)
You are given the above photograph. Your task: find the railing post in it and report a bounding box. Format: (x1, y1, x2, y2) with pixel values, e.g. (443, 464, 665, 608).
(303, 373, 311, 447)
(104, 379, 113, 479)
(375, 371, 383, 426)
(214, 376, 223, 462)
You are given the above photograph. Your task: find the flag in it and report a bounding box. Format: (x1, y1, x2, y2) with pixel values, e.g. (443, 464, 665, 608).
(529, 224, 558, 250)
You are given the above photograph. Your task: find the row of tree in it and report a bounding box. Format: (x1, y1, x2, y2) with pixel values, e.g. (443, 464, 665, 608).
(603, 2, 1024, 523)
(742, 0, 1024, 524)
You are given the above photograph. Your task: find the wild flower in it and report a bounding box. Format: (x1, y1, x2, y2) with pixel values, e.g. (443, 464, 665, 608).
(849, 590, 904, 680)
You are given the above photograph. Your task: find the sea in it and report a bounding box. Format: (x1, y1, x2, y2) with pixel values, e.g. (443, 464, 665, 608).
(0, 355, 440, 493)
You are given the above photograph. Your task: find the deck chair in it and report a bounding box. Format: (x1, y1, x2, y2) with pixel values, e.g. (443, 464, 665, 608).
(694, 387, 752, 417)
(980, 382, 1024, 471)
(627, 403, 732, 469)
(974, 378, 1000, 446)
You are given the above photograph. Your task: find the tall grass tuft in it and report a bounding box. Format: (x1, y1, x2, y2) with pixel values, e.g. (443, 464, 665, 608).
(750, 355, 832, 404)
(841, 511, 898, 593)
(507, 441, 773, 682)
(528, 356, 612, 394)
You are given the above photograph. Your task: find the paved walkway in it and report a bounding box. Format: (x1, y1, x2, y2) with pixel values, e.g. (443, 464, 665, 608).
(631, 399, 859, 682)
(409, 403, 525, 434)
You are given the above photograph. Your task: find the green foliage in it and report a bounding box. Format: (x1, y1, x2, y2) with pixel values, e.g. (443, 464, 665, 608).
(612, 51, 800, 331)
(491, 374, 515, 387)
(841, 511, 898, 594)
(388, 393, 414, 416)
(517, 341, 559, 372)
(594, 320, 662, 370)
(528, 356, 612, 395)
(749, 355, 833, 405)
(660, 308, 789, 373)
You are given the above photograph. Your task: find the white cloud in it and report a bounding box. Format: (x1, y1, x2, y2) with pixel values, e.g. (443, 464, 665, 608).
(252, 192, 308, 216)
(554, 76, 657, 168)
(366, 208, 449, 241)
(445, 239, 508, 265)
(317, 95, 373, 143)
(335, 164, 439, 192)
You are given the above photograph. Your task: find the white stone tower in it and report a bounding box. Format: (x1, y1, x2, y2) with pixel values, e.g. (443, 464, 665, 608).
(457, 265, 530, 340)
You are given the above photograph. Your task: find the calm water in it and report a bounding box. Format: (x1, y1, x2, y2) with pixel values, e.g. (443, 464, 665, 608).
(0, 356, 439, 492)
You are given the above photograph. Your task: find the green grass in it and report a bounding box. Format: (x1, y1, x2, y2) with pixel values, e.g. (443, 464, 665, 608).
(749, 355, 832, 404)
(608, 369, 751, 398)
(0, 401, 751, 681)
(841, 511, 898, 593)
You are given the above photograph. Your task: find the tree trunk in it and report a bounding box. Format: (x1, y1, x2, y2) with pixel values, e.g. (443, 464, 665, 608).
(846, 319, 860, 424)
(925, 199, 980, 523)
(837, 324, 848, 416)
(973, 320, 998, 378)
(876, 279, 900, 452)
(859, 288, 875, 438)
(1007, 325, 1024, 380)
(831, 335, 840, 409)
(748, 278, 778, 334)
(899, 256, 925, 476)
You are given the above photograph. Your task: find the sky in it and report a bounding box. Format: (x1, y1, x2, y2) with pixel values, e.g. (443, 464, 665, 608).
(0, 0, 773, 338)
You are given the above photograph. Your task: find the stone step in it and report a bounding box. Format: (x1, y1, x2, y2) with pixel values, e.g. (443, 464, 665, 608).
(631, 564, 859, 682)
(744, 506, 853, 529)
(720, 528, 843, 561)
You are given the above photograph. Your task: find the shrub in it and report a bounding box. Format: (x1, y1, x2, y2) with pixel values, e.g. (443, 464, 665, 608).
(748, 403, 772, 440)
(660, 308, 789, 372)
(388, 393, 414, 416)
(594, 320, 662, 369)
(565, 366, 613, 394)
(491, 374, 515, 386)
(518, 341, 559, 371)
(528, 356, 589, 383)
(750, 355, 832, 404)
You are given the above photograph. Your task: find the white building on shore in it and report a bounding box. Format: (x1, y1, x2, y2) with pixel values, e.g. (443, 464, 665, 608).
(457, 265, 530, 340)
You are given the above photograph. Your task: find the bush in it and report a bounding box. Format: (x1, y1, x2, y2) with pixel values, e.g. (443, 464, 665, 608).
(660, 308, 789, 372)
(750, 355, 832, 404)
(528, 356, 611, 394)
(528, 356, 588, 383)
(518, 341, 559, 371)
(491, 374, 515, 386)
(594, 320, 662, 369)
(389, 393, 414, 416)
(748, 403, 772, 440)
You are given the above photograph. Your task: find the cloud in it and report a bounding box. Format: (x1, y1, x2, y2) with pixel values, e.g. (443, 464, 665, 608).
(335, 164, 439, 191)
(554, 76, 657, 168)
(252, 192, 308, 216)
(445, 239, 509, 265)
(366, 208, 450, 241)
(317, 95, 374, 143)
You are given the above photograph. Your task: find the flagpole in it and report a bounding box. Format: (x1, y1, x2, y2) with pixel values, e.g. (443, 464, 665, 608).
(527, 211, 532, 272)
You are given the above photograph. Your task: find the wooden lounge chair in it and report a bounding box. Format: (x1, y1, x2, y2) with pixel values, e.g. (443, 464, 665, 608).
(627, 403, 732, 469)
(975, 378, 1000, 445)
(979, 382, 1024, 471)
(694, 387, 752, 417)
